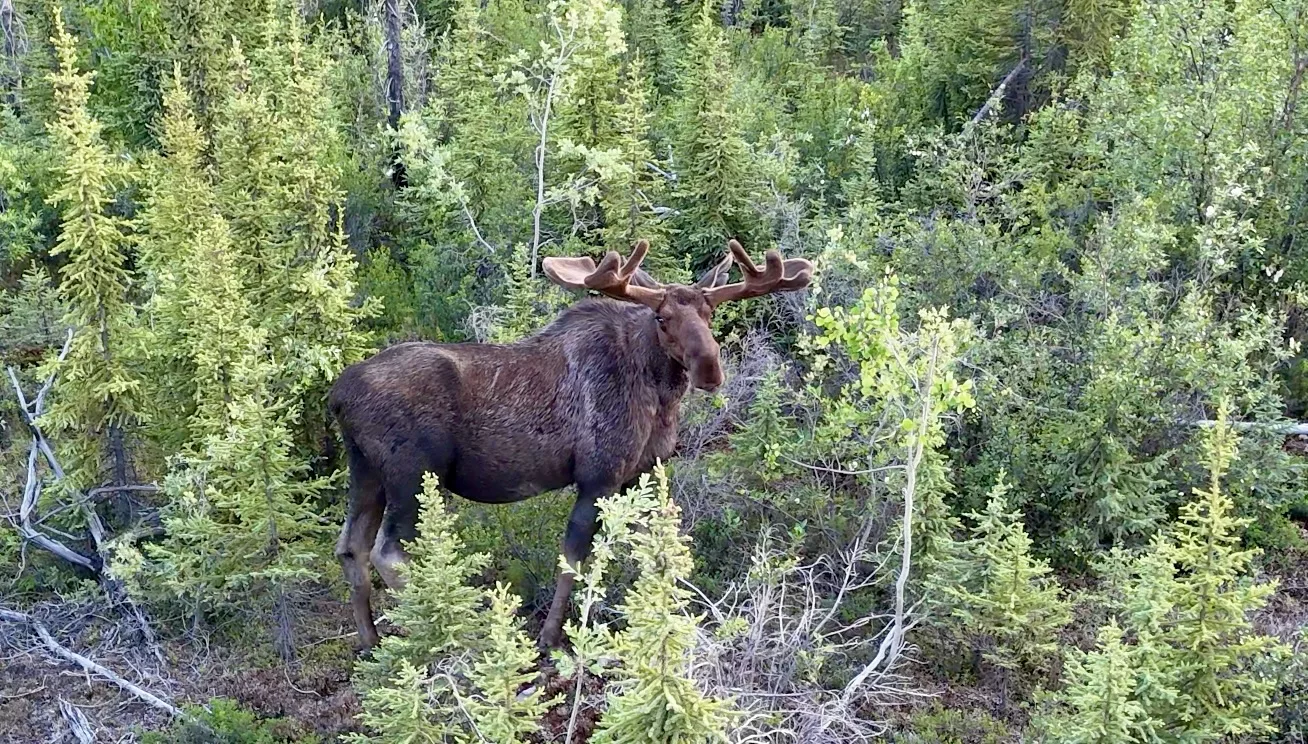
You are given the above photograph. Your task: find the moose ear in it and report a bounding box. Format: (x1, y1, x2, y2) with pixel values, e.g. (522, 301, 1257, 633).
(542, 256, 598, 291)
(694, 251, 734, 289)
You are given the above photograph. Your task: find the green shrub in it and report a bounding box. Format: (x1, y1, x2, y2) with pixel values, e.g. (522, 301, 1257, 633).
(141, 698, 319, 744)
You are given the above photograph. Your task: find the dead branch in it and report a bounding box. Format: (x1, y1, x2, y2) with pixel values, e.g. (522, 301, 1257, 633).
(0, 607, 183, 719)
(1190, 418, 1308, 436)
(17, 438, 98, 571)
(967, 56, 1028, 129)
(58, 698, 95, 744)
(7, 329, 166, 664)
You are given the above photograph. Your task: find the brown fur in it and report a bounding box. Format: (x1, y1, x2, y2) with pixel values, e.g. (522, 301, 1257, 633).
(329, 242, 811, 650)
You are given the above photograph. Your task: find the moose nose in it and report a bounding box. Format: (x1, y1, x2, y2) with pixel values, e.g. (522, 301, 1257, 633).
(695, 365, 723, 393)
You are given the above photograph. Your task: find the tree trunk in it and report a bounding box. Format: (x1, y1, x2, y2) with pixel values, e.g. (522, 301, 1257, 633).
(384, 0, 408, 188)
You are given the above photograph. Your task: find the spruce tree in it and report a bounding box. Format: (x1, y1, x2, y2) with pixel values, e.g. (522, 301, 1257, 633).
(930, 473, 1071, 687)
(464, 583, 554, 742)
(600, 53, 670, 259)
(1041, 410, 1288, 742)
(430, 0, 528, 240)
(620, 0, 680, 92)
(1041, 621, 1151, 744)
(351, 475, 555, 743)
(148, 340, 333, 660)
(136, 66, 224, 449)
(673, 0, 754, 268)
(210, 6, 375, 455)
(592, 466, 733, 744)
(1140, 410, 1284, 739)
(1, 265, 66, 363)
(40, 4, 144, 491)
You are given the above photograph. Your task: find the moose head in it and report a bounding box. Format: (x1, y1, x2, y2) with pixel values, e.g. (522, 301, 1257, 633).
(542, 239, 814, 392)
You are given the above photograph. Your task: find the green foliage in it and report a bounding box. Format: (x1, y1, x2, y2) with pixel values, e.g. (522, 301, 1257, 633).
(1044, 621, 1150, 744)
(7, 0, 1308, 737)
(804, 272, 976, 565)
(353, 473, 489, 689)
(599, 53, 668, 256)
(0, 265, 65, 363)
(1038, 412, 1289, 742)
(143, 345, 334, 658)
(350, 474, 554, 743)
(591, 466, 734, 743)
(672, 0, 756, 267)
(38, 4, 145, 491)
(928, 472, 1071, 688)
(889, 703, 1011, 744)
(141, 697, 320, 744)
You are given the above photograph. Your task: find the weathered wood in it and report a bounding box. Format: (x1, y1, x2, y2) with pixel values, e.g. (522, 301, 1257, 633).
(0, 608, 183, 719)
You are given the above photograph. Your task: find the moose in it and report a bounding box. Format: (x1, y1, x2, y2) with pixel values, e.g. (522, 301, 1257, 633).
(329, 239, 813, 649)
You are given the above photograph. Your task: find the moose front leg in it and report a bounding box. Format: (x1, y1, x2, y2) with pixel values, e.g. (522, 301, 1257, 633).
(541, 492, 599, 649)
(540, 477, 639, 649)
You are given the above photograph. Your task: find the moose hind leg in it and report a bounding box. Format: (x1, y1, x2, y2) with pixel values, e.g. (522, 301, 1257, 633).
(540, 487, 607, 649)
(371, 481, 420, 592)
(336, 443, 385, 650)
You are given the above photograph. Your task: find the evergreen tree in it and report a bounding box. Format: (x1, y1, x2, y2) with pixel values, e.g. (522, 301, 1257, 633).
(429, 0, 528, 241)
(0, 265, 66, 363)
(1139, 410, 1285, 739)
(1041, 410, 1288, 742)
(136, 66, 224, 449)
(1040, 621, 1150, 744)
(620, 0, 680, 92)
(351, 475, 554, 743)
(600, 53, 670, 258)
(39, 4, 144, 490)
(592, 465, 733, 743)
(147, 340, 333, 660)
(210, 6, 375, 454)
(672, 0, 754, 268)
(464, 583, 554, 742)
(930, 473, 1071, 688)
(487, 242, 566, 343)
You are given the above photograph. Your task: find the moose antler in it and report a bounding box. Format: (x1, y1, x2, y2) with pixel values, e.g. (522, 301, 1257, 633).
(542, 240, 666, 308)
(703, 240, 814, 306)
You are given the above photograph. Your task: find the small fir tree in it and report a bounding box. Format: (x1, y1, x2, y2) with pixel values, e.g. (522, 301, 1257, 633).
(351, 474, 555, 743)
(1040, 621, 1152, 744)
(930, 472, 1071, 686)
(673, 0, 754, 268)
(592, 465, 733, 744)
(137, 67, 228, 449)
(1041, 409, 1288, 742)
(39, 4, 145, 490)
(1, 265, 66, 362)
(464, 583, 554, 741)
(148, 344, 333, 659)
(1140, 408, 1285, 739)
(600, 53, 670, 259)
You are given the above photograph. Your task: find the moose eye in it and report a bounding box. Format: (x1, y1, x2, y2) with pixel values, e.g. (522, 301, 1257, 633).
(655, 315, 666, 325)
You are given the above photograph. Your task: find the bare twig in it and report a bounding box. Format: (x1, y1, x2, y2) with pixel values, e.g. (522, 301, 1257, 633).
(1190, 419, 1308, 435)
(0, 608, 183, 719)
(16, 439, 97, 571)
(59, 698, 95, 744)
(7, 330, 166, 664)
(967, 56, 1028, 129)
(461, 201, 496, 255)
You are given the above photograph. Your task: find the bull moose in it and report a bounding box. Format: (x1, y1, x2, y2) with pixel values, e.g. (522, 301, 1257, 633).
(329, 239, 813, 649)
